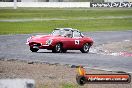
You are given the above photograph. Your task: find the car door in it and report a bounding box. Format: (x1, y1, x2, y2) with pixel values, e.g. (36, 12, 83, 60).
(62, 30, 83, 49)
(62, 37, 75, 49)
(60, 30, 74, 49)
(72, 30, 83, 49)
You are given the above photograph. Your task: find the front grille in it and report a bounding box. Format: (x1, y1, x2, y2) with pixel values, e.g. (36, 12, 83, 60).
(29, 42, 41, 46)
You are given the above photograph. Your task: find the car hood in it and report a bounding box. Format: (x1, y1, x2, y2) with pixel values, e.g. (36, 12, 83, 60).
(28, 35, 61, 44)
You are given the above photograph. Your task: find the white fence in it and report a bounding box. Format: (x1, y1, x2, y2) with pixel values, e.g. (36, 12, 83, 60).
(0, 2, 90, 8)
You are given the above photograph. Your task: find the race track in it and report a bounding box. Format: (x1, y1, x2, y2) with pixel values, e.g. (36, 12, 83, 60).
(0, 31, 132, 73)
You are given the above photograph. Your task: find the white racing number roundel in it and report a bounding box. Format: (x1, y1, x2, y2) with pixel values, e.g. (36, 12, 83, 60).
(75, 40, 80, 45)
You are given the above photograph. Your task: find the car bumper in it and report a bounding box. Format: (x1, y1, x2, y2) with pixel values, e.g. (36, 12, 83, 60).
(26, 42, 54, 50)
(39, 44, 54, 50)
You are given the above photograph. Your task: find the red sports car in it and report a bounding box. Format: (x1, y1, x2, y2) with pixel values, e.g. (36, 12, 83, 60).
(26, 28, 93, 53)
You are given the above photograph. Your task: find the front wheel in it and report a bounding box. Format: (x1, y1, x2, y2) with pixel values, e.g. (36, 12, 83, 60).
(52, 43, 62, 53)
(62, 49, 67, 53)
(30, 47, 39, 52)
(80, 43, 90, 53)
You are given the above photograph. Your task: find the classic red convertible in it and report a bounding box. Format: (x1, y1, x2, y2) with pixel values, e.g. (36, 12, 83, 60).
(26, 28, 93, 53)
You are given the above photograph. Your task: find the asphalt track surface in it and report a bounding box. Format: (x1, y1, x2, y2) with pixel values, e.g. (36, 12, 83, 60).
(0, 31, 132, 73)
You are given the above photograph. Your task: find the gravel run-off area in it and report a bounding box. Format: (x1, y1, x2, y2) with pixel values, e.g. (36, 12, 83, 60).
(0, 60, 132, 88)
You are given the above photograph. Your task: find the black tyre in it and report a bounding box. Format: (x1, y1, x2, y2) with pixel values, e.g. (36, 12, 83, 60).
(30, 47, 39, 52)
(62, 49, 67, 53)
(80, 43, 90, 53)
(76, 75, 86, 86)
(52, 43, 62, 53)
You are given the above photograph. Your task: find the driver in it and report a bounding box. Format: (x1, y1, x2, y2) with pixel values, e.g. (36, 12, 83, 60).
(65, 31, 72, 38)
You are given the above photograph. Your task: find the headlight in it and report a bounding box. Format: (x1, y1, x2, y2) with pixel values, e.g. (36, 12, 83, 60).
(26, 37, 32, 44)
(46, 39, 53, 45)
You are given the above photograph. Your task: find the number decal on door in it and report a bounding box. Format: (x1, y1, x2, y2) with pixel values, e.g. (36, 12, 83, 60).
(75, 40, 80, 45)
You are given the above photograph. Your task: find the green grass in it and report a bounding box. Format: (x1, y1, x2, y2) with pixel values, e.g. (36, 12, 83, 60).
(0, 8, 132, 19)
(0, 8, 132, 34)
(38, 83, 79, 88)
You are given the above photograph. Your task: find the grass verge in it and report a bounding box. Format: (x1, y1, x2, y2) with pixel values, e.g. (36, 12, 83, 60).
(0, 8, 132, 34)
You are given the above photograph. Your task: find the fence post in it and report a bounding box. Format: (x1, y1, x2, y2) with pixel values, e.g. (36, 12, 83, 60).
(14, 0, 17, 9)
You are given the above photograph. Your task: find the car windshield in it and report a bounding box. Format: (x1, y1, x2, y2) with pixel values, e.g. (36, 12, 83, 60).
(52, 29, 72, 37)
(52, 29, 65, 36)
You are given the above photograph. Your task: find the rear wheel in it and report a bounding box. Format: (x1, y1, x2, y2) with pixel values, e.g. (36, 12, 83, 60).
(52, 43, 62, 53)
(30, 47, 39, 52)
(80, 43, 90, 53)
